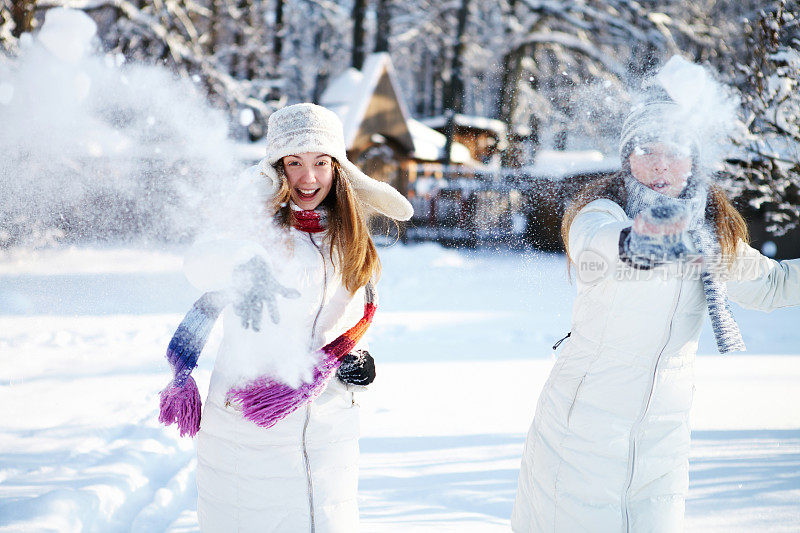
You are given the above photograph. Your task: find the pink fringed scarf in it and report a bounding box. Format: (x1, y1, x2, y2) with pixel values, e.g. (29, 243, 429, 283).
(159, 291, 226, 437)
(225, 281, 376, 428)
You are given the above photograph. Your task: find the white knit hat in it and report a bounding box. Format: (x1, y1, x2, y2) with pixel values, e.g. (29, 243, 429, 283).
(257, 103, 413, 221)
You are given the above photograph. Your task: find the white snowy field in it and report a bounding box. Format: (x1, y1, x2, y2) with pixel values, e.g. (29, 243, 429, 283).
(1, 243, 799, 532)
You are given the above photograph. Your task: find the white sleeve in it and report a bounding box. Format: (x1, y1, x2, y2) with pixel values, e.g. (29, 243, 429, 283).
(567, 199, 631, 267)
(328, 284, 370, 351)
(725, 240, 800, 312)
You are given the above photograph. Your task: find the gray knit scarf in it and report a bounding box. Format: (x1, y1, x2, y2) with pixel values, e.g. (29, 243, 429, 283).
(623, 174, 746, 353)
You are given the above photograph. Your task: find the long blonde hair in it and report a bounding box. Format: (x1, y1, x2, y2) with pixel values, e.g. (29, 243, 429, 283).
(561, 173, 749, 265)
(273, 159, 381, 293)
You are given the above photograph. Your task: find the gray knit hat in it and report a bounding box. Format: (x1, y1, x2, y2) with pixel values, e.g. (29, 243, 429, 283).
(258, 103, 413, 221)
(619, 81, 700, 164)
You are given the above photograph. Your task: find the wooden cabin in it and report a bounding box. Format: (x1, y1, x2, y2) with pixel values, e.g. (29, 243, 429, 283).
(320, 53, 475, 196)
(419, 114, 508, 166)
(513, 150, 621, 250)
(320, 53, 483, 239)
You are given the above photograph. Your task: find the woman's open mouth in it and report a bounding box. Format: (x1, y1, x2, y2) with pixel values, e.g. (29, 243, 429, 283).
(650, 179, 670, 192)
(295, 187, 320, 201)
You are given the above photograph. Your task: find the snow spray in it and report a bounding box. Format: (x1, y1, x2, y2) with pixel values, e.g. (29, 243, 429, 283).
(0, 8, 264, 247)
(623, 55, 741, 177)
(1, 9, 321, 388)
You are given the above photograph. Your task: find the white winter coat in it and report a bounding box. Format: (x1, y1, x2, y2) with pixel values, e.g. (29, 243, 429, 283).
(512, 199, 800, 533)
(184, 226, 367, 533)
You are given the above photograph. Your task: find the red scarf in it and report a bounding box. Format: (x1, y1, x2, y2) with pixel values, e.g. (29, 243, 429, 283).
(292, 209, 326, 233)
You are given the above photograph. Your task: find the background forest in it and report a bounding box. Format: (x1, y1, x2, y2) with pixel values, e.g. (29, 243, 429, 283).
(1, 0, 798, 236)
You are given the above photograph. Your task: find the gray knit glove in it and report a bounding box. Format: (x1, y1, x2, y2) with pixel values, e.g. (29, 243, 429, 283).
(231, 256, 300, 331)
(621, 204, 692, 269)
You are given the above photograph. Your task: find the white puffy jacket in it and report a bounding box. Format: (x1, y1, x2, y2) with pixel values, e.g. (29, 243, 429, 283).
(512, 199, 800, 533)
(184, 226, 367, 533)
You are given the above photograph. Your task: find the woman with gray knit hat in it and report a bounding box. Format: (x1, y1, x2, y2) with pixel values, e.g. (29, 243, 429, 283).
(157, 103, 412, 531)
(512, 56, 800, 532)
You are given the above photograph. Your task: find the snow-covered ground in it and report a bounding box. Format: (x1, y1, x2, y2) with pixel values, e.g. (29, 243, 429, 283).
(1, 243, 798, 532)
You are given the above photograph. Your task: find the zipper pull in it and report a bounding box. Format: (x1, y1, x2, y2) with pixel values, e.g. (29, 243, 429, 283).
(551, 331, 571, 357)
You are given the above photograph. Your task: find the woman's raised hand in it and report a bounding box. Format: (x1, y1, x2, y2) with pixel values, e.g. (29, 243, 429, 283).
(231, 256, 301, 331)
(625, 204, 692, 265)
(632, 204, 689, 236)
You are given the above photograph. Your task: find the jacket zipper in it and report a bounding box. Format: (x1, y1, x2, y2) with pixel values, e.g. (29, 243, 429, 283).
(302, 404, 315, 533)
(566, 375, 584, 425)
(303, 232, 328, 533)
(621, 278, 683, 532)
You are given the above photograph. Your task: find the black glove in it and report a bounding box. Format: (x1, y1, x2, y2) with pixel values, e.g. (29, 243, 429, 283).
(336, 350, 376, 386)
(231, 256, 300, 331)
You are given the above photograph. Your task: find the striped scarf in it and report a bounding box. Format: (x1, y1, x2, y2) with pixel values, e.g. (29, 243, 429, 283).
(158, 291, 226, 437)
(688, 227, 746, 353)
(159, 211, 377, 436)
(623, 175, 745, 354)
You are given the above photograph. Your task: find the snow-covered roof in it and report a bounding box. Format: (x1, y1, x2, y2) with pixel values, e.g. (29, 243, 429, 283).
(321, 52, 413, 150)
(420, 114, 508, 136)
(320, 53, 473, 165)
(407, 118, 472, 164)
(520, 149, 620, 180)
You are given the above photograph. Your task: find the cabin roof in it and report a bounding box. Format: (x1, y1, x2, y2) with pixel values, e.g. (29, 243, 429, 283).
(520, 150, 621, 180)
(321, 53, 473, 164)
(420, 114, 508, 136)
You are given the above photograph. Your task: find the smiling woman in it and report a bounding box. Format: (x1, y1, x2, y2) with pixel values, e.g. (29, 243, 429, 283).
(281, 152, 335, 210)
(156, 103, 413, 532)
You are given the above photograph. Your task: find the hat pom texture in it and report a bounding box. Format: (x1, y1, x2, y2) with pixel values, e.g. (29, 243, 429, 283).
(620, 55, 740, 171)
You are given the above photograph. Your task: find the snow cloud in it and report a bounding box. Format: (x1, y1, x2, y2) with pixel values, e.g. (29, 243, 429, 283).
(632, 55, 741, 173)
(0, 8, 262, 248)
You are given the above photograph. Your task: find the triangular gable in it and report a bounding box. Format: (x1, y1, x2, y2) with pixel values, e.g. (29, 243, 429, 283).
(321, 53, 414, 154)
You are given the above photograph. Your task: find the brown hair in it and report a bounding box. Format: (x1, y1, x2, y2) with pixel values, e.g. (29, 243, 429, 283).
(273, 159, 380, 293)
(561, 173, 749, 266)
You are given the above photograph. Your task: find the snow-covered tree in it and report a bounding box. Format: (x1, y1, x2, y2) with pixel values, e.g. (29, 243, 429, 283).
(5, 0, 284, 140)
(384, 0, 764, 157)
(280, 0, 351, 105)
(0, 0, 37, 53)
(723, 0, 800, 236)
(1, 0, 796, 171)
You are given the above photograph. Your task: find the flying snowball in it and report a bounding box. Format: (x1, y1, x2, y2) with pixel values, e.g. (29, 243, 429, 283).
(37, 8, 98, 64)
(239, 108, 255, 127)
